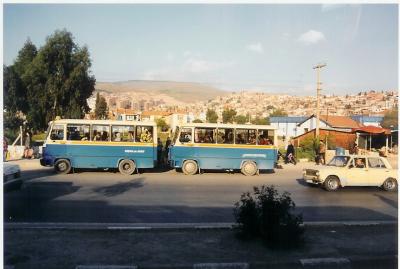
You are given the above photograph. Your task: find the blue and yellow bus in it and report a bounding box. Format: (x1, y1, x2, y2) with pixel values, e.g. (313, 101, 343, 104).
(168, 123, 277, 176)
(40, 119, 157, 175)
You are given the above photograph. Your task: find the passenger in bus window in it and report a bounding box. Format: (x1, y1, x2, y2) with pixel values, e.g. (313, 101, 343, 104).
(93, 131, 100, 141)
(140, 128, 152, 142)
(101, 131, 109, 141)
(226, 132, 234, 144)
(266, 138, 272, 145)
(128, 131, 135, 142)
(249, 134, 257, 144)
(82, 132, 89, 141)
(236, 134, 245, 144)
(114, 132, 122, 142)
(205, 131, 213, 143)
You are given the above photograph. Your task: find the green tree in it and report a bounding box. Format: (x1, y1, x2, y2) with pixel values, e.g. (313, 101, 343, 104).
(269, 108, 288, 117)
(206, 109, 218, 123)
(222, 108, 237, 123)
(192, 119, 203, 123)
(381, 108, 398, 129)
(235, 115, 247, 124)
(4, 65, 25, 114)
(94, 92, 109, 119)
(22, 29, 96, 130)
(155, 118, 169, 132)
(252, 117, 270, 125)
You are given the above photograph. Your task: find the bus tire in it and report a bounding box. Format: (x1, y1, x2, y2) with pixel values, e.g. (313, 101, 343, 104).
(54, 159, 71, 174)
(119, 159, 136, 175)
(241, 161, 257, 176)
(182, 160, 198, 175)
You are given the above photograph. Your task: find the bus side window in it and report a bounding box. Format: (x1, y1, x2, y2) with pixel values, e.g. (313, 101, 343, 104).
(136, 126, 153, 142)
(92, 125, 110, 141)
(179, 128, 192, 143)
(235, 129, 256, 144)
(111, 125, 135, 142)
(258, 130, 272, 145)
(50, 125, 64, 140)
(195, 128, 216, 143)
(217, 128, 234, 144)
(67, 124, 90, 141)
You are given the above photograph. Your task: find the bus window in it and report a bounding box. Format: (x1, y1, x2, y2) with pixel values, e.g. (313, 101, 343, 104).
(67, 124, 90, 141)
(217, 128, 234, 144)
(194, 127, 216, 143)
(112, 125, 135, 142)
(258, 129, 273, 145)
(50, 124, 65, 140)
(235, 129, 257, 144)
(179, 128, 192, 143)
(136, 126, 153, 142)
(92, 125, 110, 141)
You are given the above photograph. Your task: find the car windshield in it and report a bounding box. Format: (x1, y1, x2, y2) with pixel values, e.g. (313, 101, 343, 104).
(327, 156, 350, 167)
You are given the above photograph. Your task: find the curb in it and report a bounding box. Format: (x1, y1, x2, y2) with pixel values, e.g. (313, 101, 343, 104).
(4, 221, 397, 230)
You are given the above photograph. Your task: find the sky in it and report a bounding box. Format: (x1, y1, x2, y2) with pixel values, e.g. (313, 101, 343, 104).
(3, 4, 398, 95)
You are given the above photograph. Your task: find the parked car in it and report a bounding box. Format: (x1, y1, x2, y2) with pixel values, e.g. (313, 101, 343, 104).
(3, 162, 22, 191)
(303, 155, 397, 191)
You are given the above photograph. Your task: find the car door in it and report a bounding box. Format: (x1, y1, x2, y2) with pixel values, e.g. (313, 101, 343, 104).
(346, 157, 370, 186)
(367, 157, 390, 186)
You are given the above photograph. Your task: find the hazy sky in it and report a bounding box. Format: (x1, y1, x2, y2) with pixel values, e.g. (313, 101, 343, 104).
(4, 4, 398, 95)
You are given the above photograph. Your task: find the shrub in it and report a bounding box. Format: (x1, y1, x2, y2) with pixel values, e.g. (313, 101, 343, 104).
(234, 185, 304, 248)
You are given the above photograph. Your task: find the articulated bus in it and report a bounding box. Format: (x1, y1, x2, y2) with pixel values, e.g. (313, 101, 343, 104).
(168, 123, 277, 176)
(40, 119, 157, 174)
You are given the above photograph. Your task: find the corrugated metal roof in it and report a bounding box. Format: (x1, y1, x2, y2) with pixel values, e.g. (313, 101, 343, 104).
(351, 116, 384, 123)
(269, 116, 308, 123)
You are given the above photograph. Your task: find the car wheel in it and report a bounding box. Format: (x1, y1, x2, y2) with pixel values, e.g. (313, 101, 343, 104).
(118, 159, 136, 175)
(241, 161, 258, 176)
(54, 159, 71, 174)
(382, 178, 397, 192)
(182, 160, 198, 175)
(324, 176, 340, 191)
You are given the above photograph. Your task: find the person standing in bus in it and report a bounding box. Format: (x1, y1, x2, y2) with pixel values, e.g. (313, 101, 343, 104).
(164, 137, 171, 165)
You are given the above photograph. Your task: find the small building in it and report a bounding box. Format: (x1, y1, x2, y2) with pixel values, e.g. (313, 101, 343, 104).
(297, 114, 362, 133)
(293, 128, 357, 150)
(269, 116, 308, 138)
(115, 108, 141, 121)
(350, 115, 384, 127)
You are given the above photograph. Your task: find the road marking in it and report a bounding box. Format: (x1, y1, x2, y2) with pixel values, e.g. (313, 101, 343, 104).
(75, 265, 138, 269)
(4, 220, 397, 230)
(300, 257, 351, 268)
(194, 263, 249, 269)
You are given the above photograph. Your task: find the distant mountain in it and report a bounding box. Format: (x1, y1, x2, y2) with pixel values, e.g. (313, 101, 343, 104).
(95, 80, 228, 103)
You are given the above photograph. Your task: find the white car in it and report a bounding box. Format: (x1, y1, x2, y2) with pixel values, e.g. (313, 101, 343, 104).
(303, 155, 398, 191)
(3, 162, 22, 190)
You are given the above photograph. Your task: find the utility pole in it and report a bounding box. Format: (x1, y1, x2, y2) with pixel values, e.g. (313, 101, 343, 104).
(313, 63, 326, 138)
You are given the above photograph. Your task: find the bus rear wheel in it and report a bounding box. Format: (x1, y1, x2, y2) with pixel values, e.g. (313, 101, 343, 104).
(54, 159, 71, 174)
(119, 159, 136, 175)
(241, 161, 258, 176)
(182, 160, 198, 175)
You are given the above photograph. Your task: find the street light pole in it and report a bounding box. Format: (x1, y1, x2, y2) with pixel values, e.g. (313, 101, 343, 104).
(313, 63, 326, 138)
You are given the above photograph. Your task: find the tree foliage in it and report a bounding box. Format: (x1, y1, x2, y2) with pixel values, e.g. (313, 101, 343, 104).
(192, 119, 203, 123)
(235, 115, 247, 124)
(269, 108, 288, 117)
(381, 108, 398, 129)
(94, 92, 109, 119)
(4, 30, 96, 131)
(155, 118, 169, 132)
(222, 108, 237, 123)
(251, 117, 270, 125)
(206, 109, 218, 123)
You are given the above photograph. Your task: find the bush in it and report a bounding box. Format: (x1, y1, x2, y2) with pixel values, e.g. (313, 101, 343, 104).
(234, 185, 304, 248)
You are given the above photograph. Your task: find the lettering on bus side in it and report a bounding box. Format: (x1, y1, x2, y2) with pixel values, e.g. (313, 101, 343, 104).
(242, 154, 267, 158)
(125, 149, 145, 153)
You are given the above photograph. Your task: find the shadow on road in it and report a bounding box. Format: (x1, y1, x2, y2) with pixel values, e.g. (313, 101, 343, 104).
(93, 178, 145, 197)
(374, 194, 398, 209)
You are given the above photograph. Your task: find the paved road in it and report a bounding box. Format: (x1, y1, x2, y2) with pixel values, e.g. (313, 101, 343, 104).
(4, 160, 398, 223)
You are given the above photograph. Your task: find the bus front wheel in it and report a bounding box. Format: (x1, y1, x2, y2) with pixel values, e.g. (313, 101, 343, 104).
(241, 161, 257, 176)
(54, 159, 71, 174)
(182, 160, 198, 175)
(119, 159, 136, 175)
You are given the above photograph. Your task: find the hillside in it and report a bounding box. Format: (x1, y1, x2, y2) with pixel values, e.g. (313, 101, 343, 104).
(95, 80, 228, 103)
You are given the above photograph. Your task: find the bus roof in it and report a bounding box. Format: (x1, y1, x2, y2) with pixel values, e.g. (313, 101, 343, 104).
(177, 122, 277, 130)
(50, 119, 156, 126)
